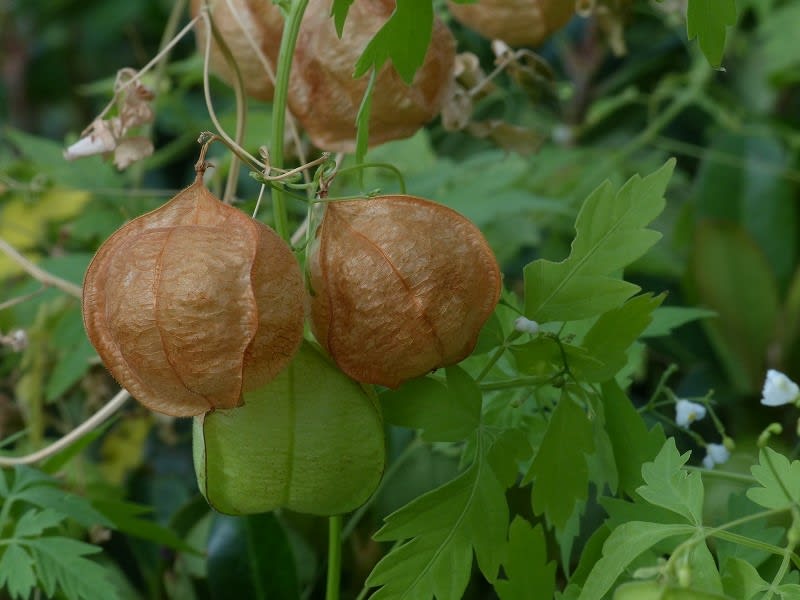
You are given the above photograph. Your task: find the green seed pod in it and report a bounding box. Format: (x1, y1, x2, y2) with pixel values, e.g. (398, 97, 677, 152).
(193, 342, 385, 515)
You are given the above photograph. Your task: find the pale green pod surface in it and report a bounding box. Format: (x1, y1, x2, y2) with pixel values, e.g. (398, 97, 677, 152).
(193, 342, 385, 516)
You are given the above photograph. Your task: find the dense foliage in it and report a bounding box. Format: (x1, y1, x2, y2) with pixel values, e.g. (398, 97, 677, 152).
(2, 1, 800, 599)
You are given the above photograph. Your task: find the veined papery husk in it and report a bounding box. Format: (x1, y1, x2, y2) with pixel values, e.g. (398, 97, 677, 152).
(308, 195, 501, 388)
(82, 175, 304, 416)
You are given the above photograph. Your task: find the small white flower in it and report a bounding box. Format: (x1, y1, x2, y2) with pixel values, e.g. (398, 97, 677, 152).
(702, 443, 730, 469)
(675, 399, 706, 428)
(514, 317, 539, 335)
(761, 369, 800, 407)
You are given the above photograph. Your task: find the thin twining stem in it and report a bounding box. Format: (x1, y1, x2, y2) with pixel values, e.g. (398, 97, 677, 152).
(0, 389, 130, 467)
(0, 237, 82, 299)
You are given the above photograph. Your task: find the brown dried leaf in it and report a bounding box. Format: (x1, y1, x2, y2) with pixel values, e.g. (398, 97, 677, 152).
(113, 137, 154, 170)
(308, 195, 501, 388)
(83, 177, 304, 416)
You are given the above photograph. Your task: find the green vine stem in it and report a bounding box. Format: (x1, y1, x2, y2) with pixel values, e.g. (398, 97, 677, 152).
(269, 0, 309, 241)
(268, 2, 349, 598)
(326, 514, 343, 600)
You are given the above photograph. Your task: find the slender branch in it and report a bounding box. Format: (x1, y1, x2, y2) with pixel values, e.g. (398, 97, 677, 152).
(0, 287, 46, 312)
(0, 238, 82, 299)
(0, 389, 130, 467)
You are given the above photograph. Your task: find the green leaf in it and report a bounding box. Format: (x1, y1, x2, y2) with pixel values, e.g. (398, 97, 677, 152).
(92, 499, 197, 554)
(686, 0, 737, 68)
(642, 306, 716, 338)
(580, 294, 664, 381)
(26, 537, 120, 600)
(0, 544, 36, 600)
(14, 508, 65, 538)
(721, 557, 769, 600)
(576, 522, 695, 600)
(690, 222, 780, 393)
(331, 0, 355, 36)
(367, 430, 511, 599)
(524, 160, 674, 323)
(525, 392, 595, 531)
(380, 367, 481, 443)
(352, 0, 433, 84)
(494, 517, 556, 600)
(689, 542, 724, 594)
(747, 447, 800, 510)
(636, 438, 704, 525)
(601, 381, 665, 497)
(15, 482, 113, 528)
(715, 493, 784, 568)
(207, 513, 299, 600)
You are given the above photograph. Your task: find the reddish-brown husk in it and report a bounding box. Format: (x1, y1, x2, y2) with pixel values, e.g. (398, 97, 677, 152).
(448, 0, 575, 47)
(191, 0, 283, 101)
(288, 0, 456, 152)
(82, 177, 304, 416)
(308, 195, 501, 388)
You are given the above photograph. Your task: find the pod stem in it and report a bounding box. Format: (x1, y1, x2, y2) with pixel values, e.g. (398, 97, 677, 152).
(326, 514, 343, 600)
(270, 0, 310, 242)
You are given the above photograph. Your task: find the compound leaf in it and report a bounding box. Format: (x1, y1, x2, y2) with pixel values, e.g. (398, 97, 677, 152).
(26, 537, 120, 600)
(367, 430, 512, 599)
(525, 392, 595, 531)
(0, 544, 36, 600)
(576, 521, 695, 600)
(494, 517, 556, 600)
(747, 447, 800, 510)
(636, 438, 704, 526)
(353, 0, 433, 84)
(524, 160, 674, 323)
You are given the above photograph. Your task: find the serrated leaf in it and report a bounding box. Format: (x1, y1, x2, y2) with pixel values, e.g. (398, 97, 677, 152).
(524, 160, 674, 323)
(525, 392, 595, 531)
(601, 381, 666, 497)
(352, 0, 433, 84)
(367, 430, 510, 599)
(642, 306, 716, 338)
(14, 508, 65, 538)
(380, 367, 481, 442)
(747, 447, 800, 510)
(331, 0, 355, 36)
(0, 544, 36, 600)
(687, 0, 737, 68)
(576, 522, 695, 600)
(494, 517, 555, 600)
(580, 294, 664, 381)
(27, 537, 120, 600)
(16, 484, 113, 528)
(636, 438, 704, 525)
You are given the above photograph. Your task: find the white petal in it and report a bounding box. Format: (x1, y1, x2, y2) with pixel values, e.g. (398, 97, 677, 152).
(675, 399, 707, 428)
(702, 454, 715, 469)
(514, 316, 539, 335)
(706, 443, 730, 465)
(761, 369, 800, 407)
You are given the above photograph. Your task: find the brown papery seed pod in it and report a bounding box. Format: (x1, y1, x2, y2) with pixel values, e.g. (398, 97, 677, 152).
(82, 174, 304, 417)
(308, 195, 501, 388)
(288, 0, 456, 152)
(191, 0, 283, 101)
(448, 0, 575, 47)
